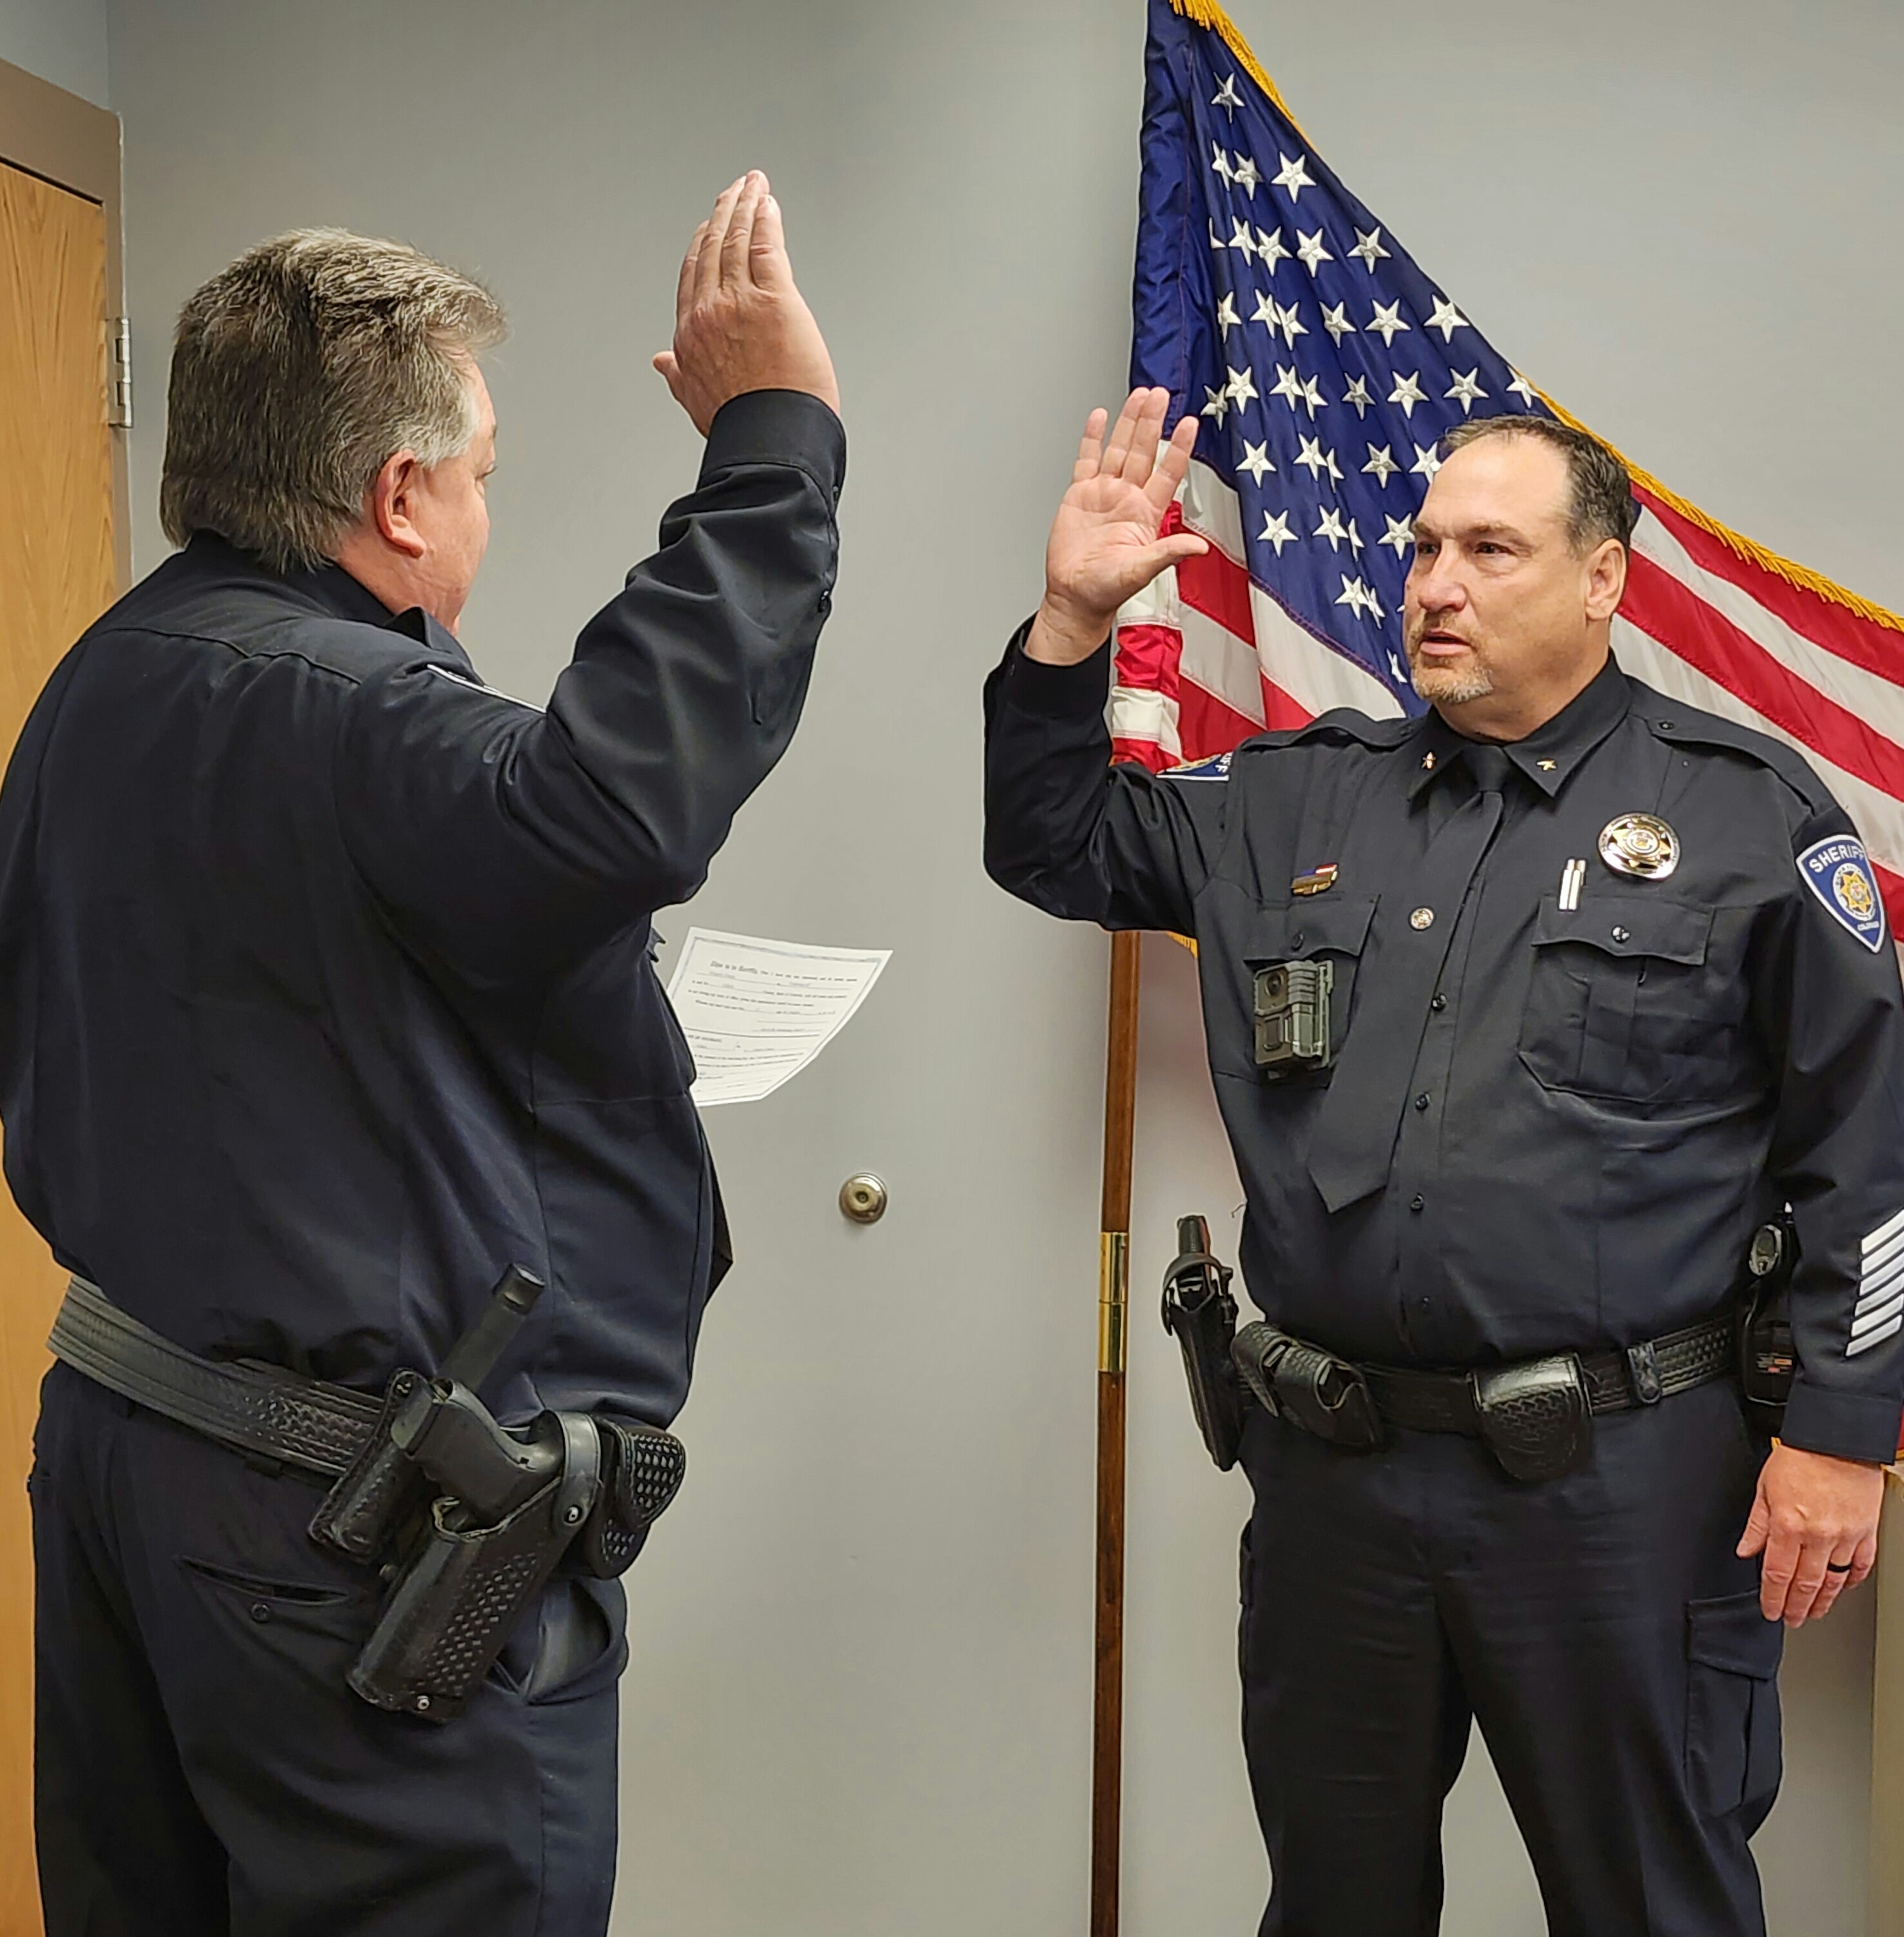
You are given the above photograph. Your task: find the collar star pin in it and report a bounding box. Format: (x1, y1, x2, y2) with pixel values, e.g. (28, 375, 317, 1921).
(1538, 759, 1558, 772)
(1421, 751, 1437, 771)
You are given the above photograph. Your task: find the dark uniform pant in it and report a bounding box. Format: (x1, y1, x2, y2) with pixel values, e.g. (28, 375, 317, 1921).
(30, 1363, 625, 1937)
(1239, 1377, 1781, 1937)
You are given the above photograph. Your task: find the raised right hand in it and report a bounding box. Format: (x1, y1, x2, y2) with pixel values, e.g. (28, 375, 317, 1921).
(653, 172, 840, 437)
(1025, 388, 1208, 666)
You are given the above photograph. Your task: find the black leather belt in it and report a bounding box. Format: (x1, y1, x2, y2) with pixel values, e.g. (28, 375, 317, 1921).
(1360, 1314, 1736, 1435)
(48, 1275, 382, 1479)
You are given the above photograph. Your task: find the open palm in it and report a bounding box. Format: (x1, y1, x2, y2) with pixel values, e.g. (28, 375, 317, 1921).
(1030, 388, 1209, 665)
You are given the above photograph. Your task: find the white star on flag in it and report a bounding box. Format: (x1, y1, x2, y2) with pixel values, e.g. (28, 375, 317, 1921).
(1215, 291, 1241, 337)
(1259, 509, 1297, 554)
(1295, 435, 1343, 482)
(1212, 73, 1242, 113)
(1270, 364, 1305, 412)
(1261, 294, 1305, 346)
(1237, 440, 1275, 483)
(1227, 218, 1259, 262)
(1211, 143, 1235, 184)
(1315, 507, 1349, 551)
(1226, 364, 1260, 408)
(1369, 300, 1411, 347)
(1348, 226, 1390, 271)
(1273, 152, 1315, 199)
(1295, 228, 1335, 273)
(1232, 153, 1262, 195)
(1201, 384, 1232, 425)
(1446, 368, 1488, 415)
(1342, 376, 1374, 418)
(1320, 300, 1357, 344)
(1363, 443, 1400, 486)
(1388, 370, 1428, 417)
(1256, 226, 1291, 271)
(1380, 513, 1416, 556)
(1411, 442, 1443, 480)
(1508, 371, 1538, 406)
(1425, 297, 1469, 342)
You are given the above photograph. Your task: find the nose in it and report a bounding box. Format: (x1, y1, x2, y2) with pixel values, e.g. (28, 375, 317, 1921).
(1408, 546, 1467, 617)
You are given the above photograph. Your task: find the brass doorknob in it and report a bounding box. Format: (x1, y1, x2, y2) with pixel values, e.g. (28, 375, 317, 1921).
(839, 1174, 888, 1224)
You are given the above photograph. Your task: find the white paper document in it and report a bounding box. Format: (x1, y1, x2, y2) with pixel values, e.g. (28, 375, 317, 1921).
(664, 927, 891, 1106)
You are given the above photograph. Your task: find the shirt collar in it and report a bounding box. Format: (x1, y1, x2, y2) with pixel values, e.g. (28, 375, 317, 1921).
(1405, 657, 1631, 800)
(180, 531, 473, 671)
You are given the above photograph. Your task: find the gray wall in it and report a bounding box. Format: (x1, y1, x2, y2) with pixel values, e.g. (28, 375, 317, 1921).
(0, 0, 108, 104)
(101, 2, 1901, 1932)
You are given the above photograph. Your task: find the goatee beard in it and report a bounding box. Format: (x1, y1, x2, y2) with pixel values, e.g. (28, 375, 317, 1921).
(1409, 647, 1494, 707)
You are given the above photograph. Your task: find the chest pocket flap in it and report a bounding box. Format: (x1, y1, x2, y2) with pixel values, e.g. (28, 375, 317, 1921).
(1244, 894, 1378, 964)
(1531, 894, 1713, 965)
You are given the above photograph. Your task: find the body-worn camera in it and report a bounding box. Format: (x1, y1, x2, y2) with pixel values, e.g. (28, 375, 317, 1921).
(1254, 959, 1333, 1072)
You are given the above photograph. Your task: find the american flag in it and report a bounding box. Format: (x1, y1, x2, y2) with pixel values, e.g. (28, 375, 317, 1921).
(1119, 0, 1904, 930)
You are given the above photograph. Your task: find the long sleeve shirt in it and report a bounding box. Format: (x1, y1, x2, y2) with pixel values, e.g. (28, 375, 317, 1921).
(0, 389, 843, 1430)
(985, 631, 1904, 1462)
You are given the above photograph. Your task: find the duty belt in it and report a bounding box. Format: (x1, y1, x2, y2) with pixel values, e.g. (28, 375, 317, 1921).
(49, 1275, 381, 1476)
(46, 1272, 687, 1720)
(1359, 1314, 1736, 1435)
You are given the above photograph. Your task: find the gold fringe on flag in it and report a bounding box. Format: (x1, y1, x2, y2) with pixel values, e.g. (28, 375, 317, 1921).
(1164, 0, 1904, 643)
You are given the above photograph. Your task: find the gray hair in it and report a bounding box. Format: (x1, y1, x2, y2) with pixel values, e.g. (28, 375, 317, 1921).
(1440, 414, 1638, 555)
(160, 228, 508, 573)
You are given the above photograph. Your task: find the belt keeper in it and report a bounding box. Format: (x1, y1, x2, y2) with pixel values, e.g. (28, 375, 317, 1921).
(1625, 1341, 1663, 1406)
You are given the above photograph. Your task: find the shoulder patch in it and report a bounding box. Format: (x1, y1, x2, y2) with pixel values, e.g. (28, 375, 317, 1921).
(1798, 835, 1887, 952)
(1163, 751, 1232, 780)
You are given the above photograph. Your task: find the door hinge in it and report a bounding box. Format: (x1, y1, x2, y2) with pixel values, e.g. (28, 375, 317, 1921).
(107, 317, 133, 429)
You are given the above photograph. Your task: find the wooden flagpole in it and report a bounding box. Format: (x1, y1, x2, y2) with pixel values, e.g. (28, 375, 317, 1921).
(1091, 927, 1143, 1937)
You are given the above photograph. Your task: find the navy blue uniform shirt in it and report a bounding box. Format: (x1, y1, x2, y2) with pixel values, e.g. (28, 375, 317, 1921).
(985, 631, 1904, 1462)
(0, 389, 843, 1429)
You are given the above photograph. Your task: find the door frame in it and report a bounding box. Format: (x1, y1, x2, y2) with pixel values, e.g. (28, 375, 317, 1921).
(0, 54, 130, 593)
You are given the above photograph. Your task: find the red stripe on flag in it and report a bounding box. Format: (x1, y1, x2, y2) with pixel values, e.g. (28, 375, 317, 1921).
(1113, 621, 1183, 703)
(1622, 553, 1904, 803)
(1879, 862, 1904, 939)
(1639, 490, 1904, 692)
(1259, 674, 1313, 733)
(1173, 532, 1256, 644)
(1177, 678, 1268, 761)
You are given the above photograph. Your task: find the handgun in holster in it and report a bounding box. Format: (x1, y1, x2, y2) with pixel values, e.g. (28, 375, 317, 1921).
(1161, 1216, 1246, 1470)
(309, 1266, 687, 1721)
(1738, 1213, 1798, 1438)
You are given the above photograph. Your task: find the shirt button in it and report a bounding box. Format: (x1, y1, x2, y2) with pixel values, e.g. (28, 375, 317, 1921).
(1409, 907, 1435, 930)
(1414, 1092, 1430, 1110)
(1430, 993, 1447, 1012)
(250, 1602, 272, 1624)
(1611, 925, 1631, 943)
(1409, 1194, 1425, 1212)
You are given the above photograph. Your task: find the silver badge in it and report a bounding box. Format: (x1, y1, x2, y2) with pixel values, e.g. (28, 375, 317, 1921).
(1598, 813, 1680, 881)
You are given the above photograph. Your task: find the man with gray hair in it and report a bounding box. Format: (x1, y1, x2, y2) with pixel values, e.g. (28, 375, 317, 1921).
(1, 171, 841, 1934)
(985, 391, 1904, 1934)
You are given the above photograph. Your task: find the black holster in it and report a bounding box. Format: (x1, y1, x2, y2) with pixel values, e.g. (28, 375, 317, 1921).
(310, 1268, 687, 1722)
(1161, 1216, 1246, 1470)
(1232, 1320, 1383, 1452)
(1738, 1214, 1797, 1438)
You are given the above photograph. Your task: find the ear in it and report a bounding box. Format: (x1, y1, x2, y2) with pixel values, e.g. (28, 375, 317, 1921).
(365, 449, 427, 561)
(1584, 536, 1627, 623)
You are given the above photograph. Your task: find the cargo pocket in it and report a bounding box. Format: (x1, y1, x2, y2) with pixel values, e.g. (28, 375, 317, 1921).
(1685, 1590, 1783, 1823)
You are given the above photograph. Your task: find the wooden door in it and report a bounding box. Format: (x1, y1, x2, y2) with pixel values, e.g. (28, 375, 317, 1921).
(0, 155, 118, 1936)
